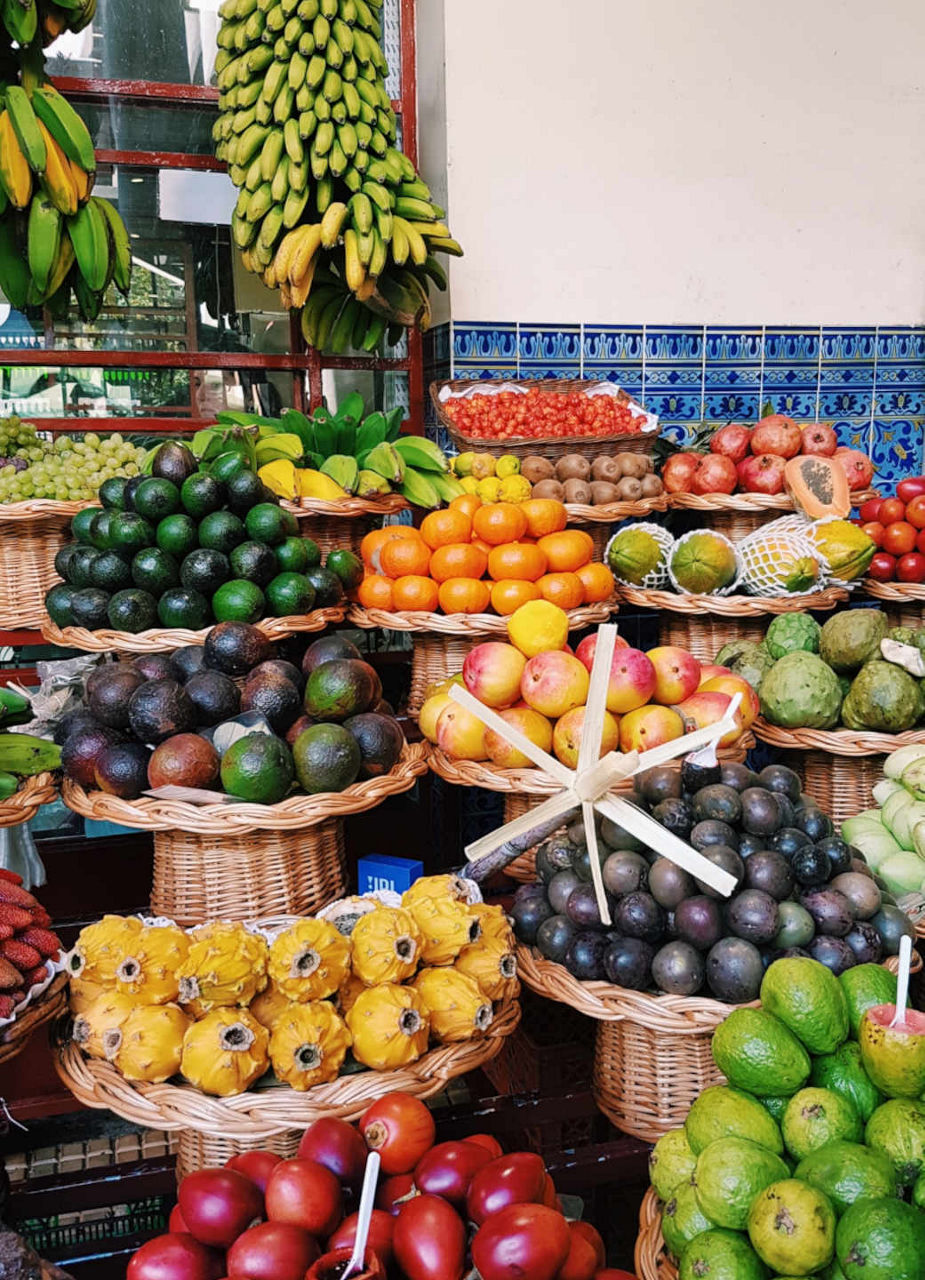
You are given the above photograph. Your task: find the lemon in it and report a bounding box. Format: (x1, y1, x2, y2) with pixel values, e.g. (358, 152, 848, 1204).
(496, 454, 521, 479)
(499, 475, 532, 502)
(460, 476, 480, 494)
(477, 477, 503, 502)
(454, 451, 476, 476)
(471, 453, 497, 480)
(507, 600, 570, 657)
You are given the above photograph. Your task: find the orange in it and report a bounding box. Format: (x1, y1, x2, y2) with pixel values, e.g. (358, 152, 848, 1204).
(537, 529, 595, 572)
(379, 537, 432, 579)
(487, 542, 548, 583)
(420, 507, 472, 549)
(392, 575, 440, 611)
(438, 577, 491, 615)
(490, 579, 542, 615)
(361, 525, 421, 568)
(449, 494, 482, 519)
(538, 572, 584, 609)
(575, 561, 615, 603)
(520, 498, 568, 539)
(472, 502, 528, 546)
(357, 574, 394, 610)
(429, 542, 488, 582)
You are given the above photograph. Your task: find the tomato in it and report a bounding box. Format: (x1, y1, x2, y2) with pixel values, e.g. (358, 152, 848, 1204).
(879, 497, 907, 525)
(868, 551, 897, 581)
(225, 1151, 282, 1195)
(264, 1159, 343, 1237)
(226, 1222, 319, 1280)
(360, 1093, 435, 1175)
(467, 1152, 548, 1225)
(169, 1205, 189, 1234)
(465, 1133, 504, 1159)
(859, 497, 883, 522)
(178, 1169, 263, 1250)
(898, 477, 925, 503)
(471, 1204, 571, 1280)
(897, 552, 925, 583)
(375, 1172, 415, 1215)
(414, 1140, 493, 1206)
(393, 1193, 466, 1280)
(861, 521, 885, 547)
(883, 521, 918, 556)
(905, 495, 925, 529)
(328, 1208, 394, 1262)
(127, 1234, 225, 1280)
(297, 1117, 367, 1187)
(305, 1245, 387, 1280)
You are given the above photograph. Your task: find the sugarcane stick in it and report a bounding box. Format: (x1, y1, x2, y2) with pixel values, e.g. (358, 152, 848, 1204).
(465, 804, 579, 883)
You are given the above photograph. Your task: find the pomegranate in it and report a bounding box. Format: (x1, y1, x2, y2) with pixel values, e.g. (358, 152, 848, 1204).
(660, 452, 700, 493)
(736, 454, 787, 495)
(690, 454, 737, 495)
(750, 414, 802, 458)
(709, 423, 752, 463)
(800, 423, 837, 456)
(833, 446, 875, 491)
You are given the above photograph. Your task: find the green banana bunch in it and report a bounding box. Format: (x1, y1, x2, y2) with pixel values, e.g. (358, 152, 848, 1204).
(215, 0, 461, 351)
(0, 732, 60, 776)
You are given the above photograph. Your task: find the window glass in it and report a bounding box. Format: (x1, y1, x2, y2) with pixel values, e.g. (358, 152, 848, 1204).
(79, 100, 217, 156)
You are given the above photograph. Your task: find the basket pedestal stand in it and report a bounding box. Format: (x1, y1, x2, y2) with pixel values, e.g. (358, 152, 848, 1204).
(177, 1131, 302, 1181)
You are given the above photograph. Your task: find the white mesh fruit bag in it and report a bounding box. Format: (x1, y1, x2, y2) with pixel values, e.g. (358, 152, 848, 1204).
(738, 515, 826, 596)
(605, 522, 675, 589)
(667, 528, 742, 596)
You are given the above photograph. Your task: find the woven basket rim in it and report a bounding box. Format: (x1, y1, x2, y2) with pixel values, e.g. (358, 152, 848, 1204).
(612, 584, 850, 615)
(565, 494, 669, 523)
(0, 772, 57, 828)
(862, 579, 925, 602)
(0, 972, 69, 1065)
(282, 494, 409, 518)
(54, 996, 520, 1138)
(667, 488, 878, 512)
(0, 499, 98, 522)
(753, 717, 925, 755)
(41, 605, 347, 653)
(62, 741, 430, 833)
(634, 1188, 673, 1280)
(347, 600, 615, 635)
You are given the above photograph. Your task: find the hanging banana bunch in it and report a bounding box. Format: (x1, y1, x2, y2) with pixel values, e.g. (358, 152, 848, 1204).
(214, 0, 462, 354)
(0, 0, 132, 320)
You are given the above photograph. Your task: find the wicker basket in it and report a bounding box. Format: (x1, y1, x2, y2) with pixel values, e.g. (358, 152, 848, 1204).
(661, 614, 764, 659)
(861, 579, 925, 630)
(54, 996, 521, 1141)
(176, 1130, 300, 1179)
(753, 719, 925, 757)
(567, 494, 670, 557)
(42, 604, 348, 654)
(0, 971, 68, 1068)
(430, 379, 660, 462)
(348, 603, 615, 716)
(798, 751, 883, 827)
(0, 772, 57, 829)
(0, 500, 94, 629)
(285, 493, 409, 557)
(635, 1188, 675, 1280)
(151, 819, 347, 926)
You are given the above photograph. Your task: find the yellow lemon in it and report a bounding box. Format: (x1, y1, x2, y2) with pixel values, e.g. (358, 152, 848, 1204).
(460, 476, 480, 494)
(470, 453, 497, 480)
(507, 599, 570, 657)
(496, 454, 521, 479)
(499, 475, 532, 502)
(476, 476, 503, 502)
(454, 451, 476, 476)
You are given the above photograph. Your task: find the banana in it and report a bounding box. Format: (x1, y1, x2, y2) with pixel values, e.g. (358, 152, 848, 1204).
(312, 12, 329, 43)
(393, 436, 450, 473)
(0, 733, 61, 776)
(342, 227, 364, 293)
(315, 174, 334, 211)
(0, 112, 32, 209)
(329, 297, 360, 352)
(322, 69, 343, 103)
(361, 180, 392, 212)
(390, 217, 409, 267)
(356, 467, 390, 497)
(270, 155, 290, 203)
(289, 248, 318, 305)
(288, 221, 323, 281)
(282, 186, 309, 227)
(247, 182, 273, 221)
(284, 16, 303, 45)
(66, 198, 109, 291)
(5, 87, 47, 176)
(260, 128, 285, 181)
(349, 191, 373, 234)
(363, 441, 404, 485)
(273, 84, 295, 123)
(2, 0, 37, 45)
(283, 116, 304, 162)
(298, 110, 317, 139)
(361, 312, 387, 352)
(399, 179, 431, 201)
(421, 254, 448, 291)
(320, 454, 359, 492)
(0, 217, 29, 310)
(428, 470, 466, 503)
(255, 432, 303, 462)
(289, 158, 308, 190)
(314, 291, 346, 349)
(328, 139, 347, 177)
(298, 467, 348, 500)
(94, 197, 132, 293)
(427, 236, 464, 257)
(270, 226, 303, 282)
(245, 155, 264, 191)
(306, 52, 326, 86)
(27, 194, 63, 296)
(313, 120, 334, 156)
(400, 467, 440, 510)
(325, 37, 343, 69)
(262, 59, 289, 103)
(320, 200, 348, 247)
(298, 30, 315, 56)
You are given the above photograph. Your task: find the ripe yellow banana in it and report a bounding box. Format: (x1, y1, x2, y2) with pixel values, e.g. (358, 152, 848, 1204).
(38, 124, 78, 216)
(0, 111, 32, 209)
(288, 221, 322, 283)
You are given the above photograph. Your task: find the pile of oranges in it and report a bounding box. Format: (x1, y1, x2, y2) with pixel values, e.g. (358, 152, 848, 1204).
(357, 496, 615, 615)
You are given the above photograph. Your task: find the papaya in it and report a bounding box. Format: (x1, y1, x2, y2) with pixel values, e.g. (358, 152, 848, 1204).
(785, 456, 851, 519)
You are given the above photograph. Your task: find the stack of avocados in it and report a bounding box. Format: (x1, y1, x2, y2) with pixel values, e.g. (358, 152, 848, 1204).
(58, 625, 406, 805)
(44, 441, 363, 634)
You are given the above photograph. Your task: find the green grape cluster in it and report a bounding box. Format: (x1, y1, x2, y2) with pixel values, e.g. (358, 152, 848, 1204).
(0, 416, 147, 502)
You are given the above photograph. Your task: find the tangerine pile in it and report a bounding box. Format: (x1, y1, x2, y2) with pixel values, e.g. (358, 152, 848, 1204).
(358, 496, 615, 615)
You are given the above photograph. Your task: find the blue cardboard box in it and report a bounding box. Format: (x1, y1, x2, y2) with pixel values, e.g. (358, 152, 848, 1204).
(358, 855, 423, 896)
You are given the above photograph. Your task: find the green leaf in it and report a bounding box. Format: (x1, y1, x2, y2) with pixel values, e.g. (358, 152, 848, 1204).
(761, 400, 776, 418)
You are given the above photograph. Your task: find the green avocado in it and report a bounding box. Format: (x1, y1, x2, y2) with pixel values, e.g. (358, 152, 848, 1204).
(220, 732, 294, 804)
(795, 1140, 897, 1215)
(711, 1008, 811, 1097)
(303, 658, 379, 722)
(760, 958, 849, 1055)
(292, 722, 361, 794)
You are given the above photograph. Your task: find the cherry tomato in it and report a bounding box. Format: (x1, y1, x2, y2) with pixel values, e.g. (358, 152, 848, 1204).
(127, 1233, 225, 1280)
(465, 1133, 504, 1159)
(297, 1117, 367, 1187)
(467, 1152, 548, 1225)
(883, 521, 918, 556)
(859, 497, 883, 522)
(471, 1204, 571, 1280)
(305, 1245, 387, 1280)
(225, 1151, 282, 1195)
(226, 1222, 319, 1280)
(360, 1093, 435, 1175)
(868, 551, 897, 581)
(265, 1159, 343, 1237)
(414, 1140, 493, 1206)
(898, 552, 925, 583)
(178, 1169, 263, 1249)
(879, 497, 907, 525)
(905, 495, 925, 530)
(376, 1172, 415, 1215)
(861, 521, 885, 547)
(393, 1193, 466, 1280)
(898, 477, 925, 503)
(168, 1205, 189, 1234)
(329, 1208, 394, 1262)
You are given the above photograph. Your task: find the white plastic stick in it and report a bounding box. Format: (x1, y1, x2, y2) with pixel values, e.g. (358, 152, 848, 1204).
(447, 684, 574, 787)
(577, 624, 617, 777)
(464, 789, 578, 862)
(891, 934, 913, 1028)
(582, 799, 611, 925)
(345, 1150, 381, 1278)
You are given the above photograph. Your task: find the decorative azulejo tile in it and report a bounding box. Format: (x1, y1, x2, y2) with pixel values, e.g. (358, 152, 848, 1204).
(584, 366, 643, 400)
(660, 423, 694, 446)
(453, 324, 517, 363)
(518, 365, 578, 380)
(875, 389, 925, 418)
(518, 325, 581, 365)
(645, 364, 703, 388)
(766, 391, 818, 418)
(645, 392, 702, 421)
(645, 326, 704, 362)
(821, 327, 877, 361)
(453, 363, 517, 382)
(763, 328, 821, 362)
(583, 325, 644, 363)
(704, 328, 762, 362)
(703, 391, 760, 421)
(831, 420, 873, 453)
(870, 420, 923, 488)
(875, 362, 925, 387)
(704, 365, 760, 388)
(818, 389, 875, 418)
(762, 363, 819, 391)
(876, 328, 925, 362)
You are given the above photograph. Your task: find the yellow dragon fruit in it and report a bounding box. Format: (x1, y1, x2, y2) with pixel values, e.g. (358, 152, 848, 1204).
(455, 937, 519, 1003)
(351, 907, 422, 986)
(112, 924, 190, 1006)
(250, 981, 294, 1032)
(269, 1001, 352, 1090)
(111, 1004, 190, 1083)
(72, 991, 135, 1060)
(319, 895, 384, 937)
(346, 983, 430, 1070)
(336, 973, 367, 1017)
(68, 915, 144, 985)
(268, 919, 351, 1002)
(69, 977, 106, 1015)
(177, 923, 268, 1017)
(180, 1007, 269, 1097)
(404, 894, 480, 966)
(469, 903, 514, 951)
(402, 875, 476, 909)
(414, 968, 494, 1042)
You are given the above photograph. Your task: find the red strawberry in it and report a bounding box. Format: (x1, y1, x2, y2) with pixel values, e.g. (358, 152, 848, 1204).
(0, 996, 15, 1018)
(0, 958, 23, 990)
(19, 928, 60, 959)
(0, 904, 33, 932)
(0, 881, 39, 910)
(2, 940, 40, 970)
(0, 870, 23, 886)
(22, 965, 47, 988)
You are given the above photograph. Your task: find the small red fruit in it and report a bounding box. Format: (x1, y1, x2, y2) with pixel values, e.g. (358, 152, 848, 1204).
(905, 495, 925, 530)
(861, 521, 885, 547)
(898, 477, 925, 503)
(464, 1133, 504, 1159)
(329, 1209, 395, 1263)
(800, 423, 838, 456)
(376, 1173, 415, 1215)
(750, 415, 802, 459)
(225, 1151, 282, 1195)
(883, 521, 918, 556)
(879, 497, 907, 526)
(264, 1160, 342, 1237)
(736, 453, 786, 495)
(178, 1168, 263, 1249)
(916, 528, 925, 554)
(226, 1222, 320, 1280)
(709, 423, 752, 463)
(393, 1194, 466, 1280)
(868, 552, 897, 581)
(471, 1204, 571, 1280)
(360, 1093, 436, 1175)
(127, 1234, 224, 1280)
(297, 1117, 367, 1187)
(897, 553, 925, 583)
(690, 454, 737, 495)
(467, 1152, 548, 1225)
(859, 498, 883, 522)
(414, 1140, 493, 1206)
(660, 453, 699, 494)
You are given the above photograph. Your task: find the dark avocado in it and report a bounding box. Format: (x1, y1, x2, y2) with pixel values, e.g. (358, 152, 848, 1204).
(61, 723, 124, 787)
(291, 722, 361, 794)
(67, 545, 101, 588)
(169, 645, 207, 682)
(250, 659, 304, 692)
(203, 620, 271, 675)
(157, 588, 211, 630)
(229, 541, 277, 588)
(54, 542, 81, 581)
(301, 633, 362, 675)
(304, 658, 380, 722)
(88, 667, 146, 729)
(180, 549, 231, 594)
(132, 654, 175, 683)
(757, 763, 803, 802)
(71, 588, 111, 630)
(691, 784, 743, 826)
(93, 742, 152, 799)
(107, 589, 159, 634)
(184, 670, 241, 726)
(225, 469, 269, 514)
(240, 669, 303, 733)
(88, 551, 133, 594)
(304, 566, 345, 608)
(44, 583, 77, 627)
(343, 712, 404, 778)
(148, 733, 220, 790)
(151, 441, 197, 487)
(719, 762, 759, 792)
(131, 547, 180, 594)
(53, 709, 100, 747)
(128, 678, 198, 744)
